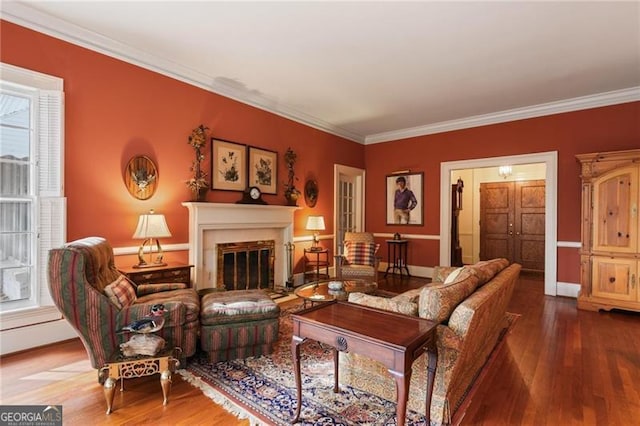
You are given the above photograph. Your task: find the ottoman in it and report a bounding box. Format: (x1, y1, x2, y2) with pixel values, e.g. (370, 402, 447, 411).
(200, 289, 280, 362)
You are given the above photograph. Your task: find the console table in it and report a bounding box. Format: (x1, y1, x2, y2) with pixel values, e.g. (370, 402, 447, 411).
(291, 301, 437, 425)
(118, 262, 193, 287)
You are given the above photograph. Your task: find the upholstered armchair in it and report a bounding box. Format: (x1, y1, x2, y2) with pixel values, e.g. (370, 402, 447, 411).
(334, 232, 381, 283)
(47, 237, 200, 370)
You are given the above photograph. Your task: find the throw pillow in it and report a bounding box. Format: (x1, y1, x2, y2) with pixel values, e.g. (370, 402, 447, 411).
(443, 266, 465, 284)
(104, 275, 137, 309)
(344, 241, 378, 266)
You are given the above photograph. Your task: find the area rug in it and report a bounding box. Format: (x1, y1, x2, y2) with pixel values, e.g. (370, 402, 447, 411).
(180, 304, 519, 426)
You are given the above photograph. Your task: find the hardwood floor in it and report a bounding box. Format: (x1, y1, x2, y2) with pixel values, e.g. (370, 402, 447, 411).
(1, 273, 639, 425)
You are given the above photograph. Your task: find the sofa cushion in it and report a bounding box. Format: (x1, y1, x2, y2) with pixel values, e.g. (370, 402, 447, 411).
(432, 266, 459, 283)
(349, 292, 418, 316)
(201, 289, 280, 326)
(104, 275, 137, 309)
(344, 241, 379, 266)
(468, 258, 509, 286)
(419, 273, 479, 323)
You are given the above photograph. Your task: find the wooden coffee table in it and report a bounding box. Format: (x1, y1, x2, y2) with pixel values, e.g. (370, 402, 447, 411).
(294, 279, 377, 308)
(291, 301, 437, 426)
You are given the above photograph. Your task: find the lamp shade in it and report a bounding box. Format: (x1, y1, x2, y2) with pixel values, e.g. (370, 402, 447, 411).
(305, 215, 326, 231)
(133, 210, 172, 239)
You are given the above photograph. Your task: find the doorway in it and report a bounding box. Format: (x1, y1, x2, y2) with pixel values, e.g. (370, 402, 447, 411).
(440, 151, 558, 296)
(333, 164, 365, 255)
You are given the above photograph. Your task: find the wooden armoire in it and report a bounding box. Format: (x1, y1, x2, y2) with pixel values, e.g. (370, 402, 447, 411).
(576, 149, 640, 312)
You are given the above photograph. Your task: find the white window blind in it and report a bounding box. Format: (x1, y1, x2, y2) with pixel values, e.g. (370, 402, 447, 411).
(0, 63, 65, 330)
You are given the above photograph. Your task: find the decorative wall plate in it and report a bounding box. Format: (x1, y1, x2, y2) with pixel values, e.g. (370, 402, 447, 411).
(304, 179, 319, 207)
(124, 156, 158, 200)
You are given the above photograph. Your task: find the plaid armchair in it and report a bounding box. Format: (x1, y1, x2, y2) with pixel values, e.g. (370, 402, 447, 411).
(48, 237, 199, 369)
(334, 232, 381, 283)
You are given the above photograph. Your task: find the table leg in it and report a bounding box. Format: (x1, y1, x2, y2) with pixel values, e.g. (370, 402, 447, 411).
(389, 370, 410, 426)
(291, 335, 304, 423)
(160, 370, 172, 406)
(425, 349, 437, 424)
(104, 377, 117, 414)
(385, 244, 392, 277)
(402, 244, 410, 277)
(333, 348, 339, 393)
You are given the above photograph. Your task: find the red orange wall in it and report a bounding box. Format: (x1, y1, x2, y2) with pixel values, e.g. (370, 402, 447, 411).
(365, 102, 640, 283)
(1, 21, 364, 269)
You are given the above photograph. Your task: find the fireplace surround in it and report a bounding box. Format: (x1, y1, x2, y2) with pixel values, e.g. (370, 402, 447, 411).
(182, 202, 298, 292)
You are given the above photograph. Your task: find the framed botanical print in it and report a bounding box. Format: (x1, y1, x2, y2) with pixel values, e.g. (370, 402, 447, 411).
(248, 146, 278, 194)
(386, 172, 424, 225)
(211, 138, 247, 191)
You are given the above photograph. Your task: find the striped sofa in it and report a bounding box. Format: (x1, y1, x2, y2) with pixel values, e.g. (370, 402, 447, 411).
(48, 237, 200, 370)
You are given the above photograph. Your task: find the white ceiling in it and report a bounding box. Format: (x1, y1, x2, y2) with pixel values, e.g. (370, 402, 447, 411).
(3, 1, 639, 143)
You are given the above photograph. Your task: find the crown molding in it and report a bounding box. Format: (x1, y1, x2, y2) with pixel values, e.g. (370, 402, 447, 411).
(1, 2, 364, 144)
(365, 86, 640, 144)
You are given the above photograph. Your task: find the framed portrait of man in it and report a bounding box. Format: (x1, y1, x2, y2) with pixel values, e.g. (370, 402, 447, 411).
(386, 172, 424, 225)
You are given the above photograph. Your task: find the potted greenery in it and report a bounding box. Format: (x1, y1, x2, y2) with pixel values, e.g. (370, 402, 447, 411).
(284, 147, 301, 206)
(186, 124, 209, 201)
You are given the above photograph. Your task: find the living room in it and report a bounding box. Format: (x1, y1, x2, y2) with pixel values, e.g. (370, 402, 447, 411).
(1, 2, 639, 425)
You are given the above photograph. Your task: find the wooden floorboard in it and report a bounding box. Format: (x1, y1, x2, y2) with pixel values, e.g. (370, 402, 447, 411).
(1, 273, 639, 425)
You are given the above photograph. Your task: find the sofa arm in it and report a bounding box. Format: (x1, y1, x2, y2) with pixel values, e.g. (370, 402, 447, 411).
(136, 282, 187, 296)
(348, 292, 418, 316)
(437, 325, 464, 351)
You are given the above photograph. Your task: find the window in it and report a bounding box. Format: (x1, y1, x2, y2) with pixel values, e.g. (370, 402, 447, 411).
(0, 63, 65, 329)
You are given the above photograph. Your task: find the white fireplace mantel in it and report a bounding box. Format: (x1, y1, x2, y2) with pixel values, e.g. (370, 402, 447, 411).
(182, 202, 299, 291)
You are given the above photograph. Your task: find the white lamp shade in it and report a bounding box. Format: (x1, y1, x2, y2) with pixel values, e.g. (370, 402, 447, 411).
(133, 212, 172, 239)
(306, 215, 326, 231)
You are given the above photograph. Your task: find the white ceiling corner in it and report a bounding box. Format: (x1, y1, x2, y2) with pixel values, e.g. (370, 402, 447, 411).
(2, 1, 639, 145)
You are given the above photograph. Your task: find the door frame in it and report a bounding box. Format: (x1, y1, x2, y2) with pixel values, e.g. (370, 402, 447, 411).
(333, 164, 366, 255)
(440, 151, 558, 296)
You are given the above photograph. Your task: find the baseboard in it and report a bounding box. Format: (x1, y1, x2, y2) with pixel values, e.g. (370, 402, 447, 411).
(557, 282, 580, 298)
(378, 262, 433, 279)
(1, 319, 78, 356)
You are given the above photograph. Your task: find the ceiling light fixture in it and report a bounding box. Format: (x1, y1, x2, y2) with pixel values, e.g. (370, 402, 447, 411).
(498, 166, 512, 179)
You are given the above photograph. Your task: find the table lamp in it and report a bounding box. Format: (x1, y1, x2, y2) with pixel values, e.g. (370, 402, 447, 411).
(132, 209, 172, 268)
(306, 215, 325, 251)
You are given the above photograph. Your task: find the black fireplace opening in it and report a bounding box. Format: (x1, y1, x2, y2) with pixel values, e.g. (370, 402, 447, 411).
(217, 240, 275, 291)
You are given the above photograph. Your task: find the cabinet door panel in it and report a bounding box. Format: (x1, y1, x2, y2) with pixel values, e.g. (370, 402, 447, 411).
(593, 167, 638, 253)
(592, 257, 636, 301)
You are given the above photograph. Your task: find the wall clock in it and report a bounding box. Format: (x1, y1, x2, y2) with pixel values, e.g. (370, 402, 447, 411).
(124, 156, 158, 200)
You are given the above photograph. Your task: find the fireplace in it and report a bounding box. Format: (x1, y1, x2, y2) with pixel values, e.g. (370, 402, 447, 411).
(182, 202, 298, 292)
(217, 240, 275, 291)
